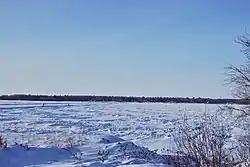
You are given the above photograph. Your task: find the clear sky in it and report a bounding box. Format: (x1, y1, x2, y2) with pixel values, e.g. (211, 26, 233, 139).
(1, 0, 250, 98)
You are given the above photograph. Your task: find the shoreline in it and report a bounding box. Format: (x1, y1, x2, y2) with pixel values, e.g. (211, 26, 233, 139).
(0, 94, 248, 105)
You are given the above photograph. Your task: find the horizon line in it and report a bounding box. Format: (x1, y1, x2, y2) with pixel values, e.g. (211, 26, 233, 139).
(0, 94, 237, 100)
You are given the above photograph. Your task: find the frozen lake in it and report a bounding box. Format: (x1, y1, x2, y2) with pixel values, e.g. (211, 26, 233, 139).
(0, 101, 246, 167)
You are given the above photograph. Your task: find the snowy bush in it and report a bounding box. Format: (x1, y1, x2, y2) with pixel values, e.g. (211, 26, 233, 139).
(172, 111, 248, 167)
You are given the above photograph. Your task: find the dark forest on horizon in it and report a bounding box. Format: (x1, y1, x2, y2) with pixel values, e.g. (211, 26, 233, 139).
(0, 94, 249, 105)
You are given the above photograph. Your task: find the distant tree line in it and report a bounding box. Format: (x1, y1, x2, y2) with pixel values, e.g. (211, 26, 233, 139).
(0, 94, 249, 104)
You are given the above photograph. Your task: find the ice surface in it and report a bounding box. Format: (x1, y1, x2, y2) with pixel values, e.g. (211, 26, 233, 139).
(0, 101, 246, 166)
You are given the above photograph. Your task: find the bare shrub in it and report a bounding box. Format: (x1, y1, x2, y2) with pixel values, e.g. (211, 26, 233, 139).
(234, 131, 250, 167)
(225, 32, 250, 116)
(223, 31, 250, 167)
(0, 135, 7, 148)
(56, 131, 86, 161)
(172, 112, 241, 167)
(0, 136, 4, 147)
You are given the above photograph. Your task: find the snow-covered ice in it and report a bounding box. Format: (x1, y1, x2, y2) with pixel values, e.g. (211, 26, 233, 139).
(0, 101, 247, 167)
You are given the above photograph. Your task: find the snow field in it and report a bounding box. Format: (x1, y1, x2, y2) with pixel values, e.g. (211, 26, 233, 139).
(0, 101, 247, 166)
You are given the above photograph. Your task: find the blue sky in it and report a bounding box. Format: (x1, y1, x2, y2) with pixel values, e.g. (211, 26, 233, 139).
(0, 0, 250, 98)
